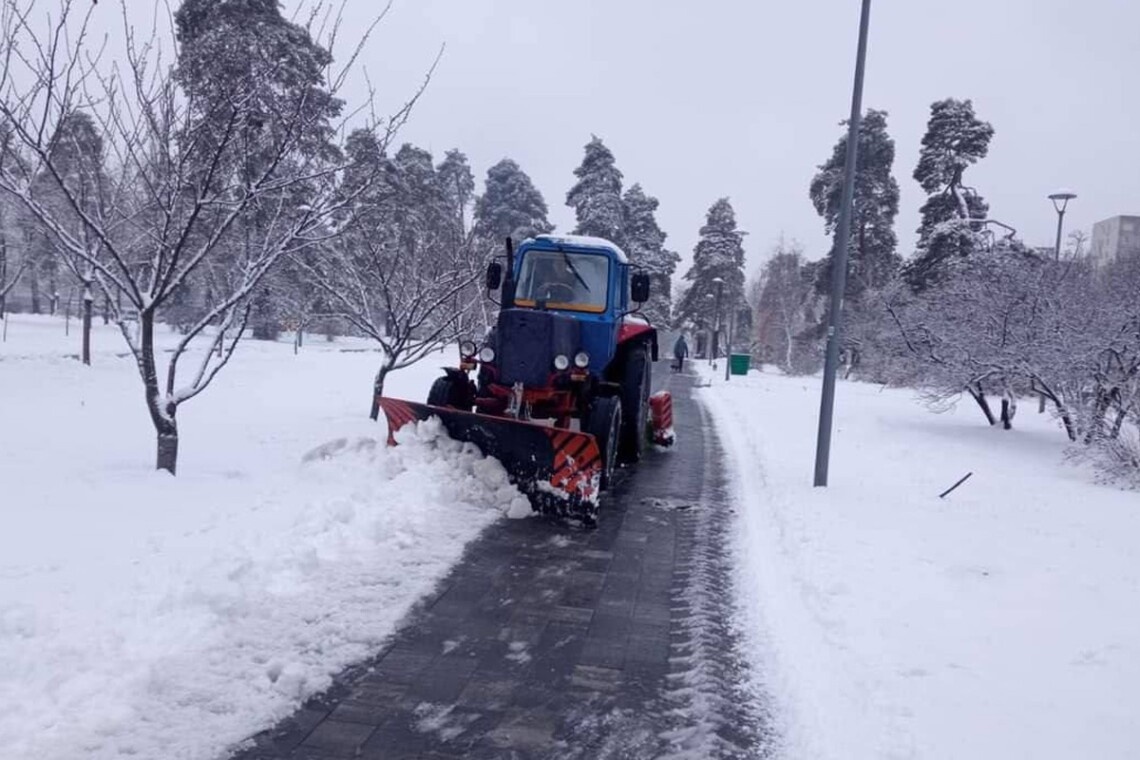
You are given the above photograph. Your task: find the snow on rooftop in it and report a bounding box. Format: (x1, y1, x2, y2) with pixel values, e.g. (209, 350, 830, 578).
(530, 234, 629, 263)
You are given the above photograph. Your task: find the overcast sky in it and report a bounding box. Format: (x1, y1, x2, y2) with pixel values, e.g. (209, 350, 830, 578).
(106, 0, 1138, 276)
(319, 0, 1136, 276)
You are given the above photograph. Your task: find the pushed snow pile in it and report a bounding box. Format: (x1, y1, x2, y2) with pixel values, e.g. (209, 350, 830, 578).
(0, 415, 526, 760)
(699, 367, 1140, 760)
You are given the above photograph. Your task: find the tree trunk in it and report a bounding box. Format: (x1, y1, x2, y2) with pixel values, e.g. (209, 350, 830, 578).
(1084, 390, 1111, 444)
(783, 324, 793, 372)
(370, 365, 391, 420)
(0, 235, 6, 321)
(140, 310, 180, 474)
(1055, 402, 1078, 442)
(1000, 383, 1017, 430)
(967, 383, 996, 426)
(156, 420, 179, 474)
(29, 267, 40, 314)
(82, 284, 93, 365)
(1109, 407, 1128, 439)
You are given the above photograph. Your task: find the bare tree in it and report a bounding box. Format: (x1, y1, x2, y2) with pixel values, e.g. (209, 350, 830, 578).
(1066, 228, 1088, 259)
(755, 238, 814, 373)
(0, 0, 407, 473)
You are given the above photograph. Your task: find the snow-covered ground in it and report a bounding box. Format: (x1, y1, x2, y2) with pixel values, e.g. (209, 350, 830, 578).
(0, 315, 527, 760)
(700, 366, 1140, 760)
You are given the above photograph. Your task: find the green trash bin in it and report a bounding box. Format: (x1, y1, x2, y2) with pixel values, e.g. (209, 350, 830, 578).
(730, 353, 751, 376)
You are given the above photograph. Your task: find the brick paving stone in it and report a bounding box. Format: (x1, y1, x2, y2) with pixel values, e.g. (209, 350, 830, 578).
(406, 656, 479, 703)
(569, 664, 622, 692)
(300, 720, 376, 755)
(578, 637, 626, 670)
(370, 649, 434, 685)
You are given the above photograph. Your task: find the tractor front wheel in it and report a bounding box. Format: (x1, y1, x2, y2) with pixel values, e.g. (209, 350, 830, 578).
(586, 395, 622, 491)
(427, 373, 473, 410)
(617, 345, 650, 464)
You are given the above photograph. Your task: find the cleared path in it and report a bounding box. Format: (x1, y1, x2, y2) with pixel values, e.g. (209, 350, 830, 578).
(230, 366, 771, 759)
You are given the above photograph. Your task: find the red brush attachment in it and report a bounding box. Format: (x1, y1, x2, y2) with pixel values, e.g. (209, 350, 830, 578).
(649, 391, 675, 447)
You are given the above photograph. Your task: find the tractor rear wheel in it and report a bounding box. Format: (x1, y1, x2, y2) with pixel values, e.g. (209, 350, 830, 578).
(586, 395, 622, 491)
(617, 345, 650, 464)
(427, 374, 472, 410)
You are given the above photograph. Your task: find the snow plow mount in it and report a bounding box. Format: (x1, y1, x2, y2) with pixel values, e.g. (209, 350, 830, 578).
(377, 397, 602, 523)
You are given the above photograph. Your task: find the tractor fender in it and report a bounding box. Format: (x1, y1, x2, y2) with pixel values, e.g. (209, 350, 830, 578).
(616, 319, 658, 361)
(615, 319, 661, 366)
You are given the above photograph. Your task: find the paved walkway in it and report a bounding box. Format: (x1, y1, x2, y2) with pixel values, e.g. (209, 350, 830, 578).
(230, 367, 771, 760)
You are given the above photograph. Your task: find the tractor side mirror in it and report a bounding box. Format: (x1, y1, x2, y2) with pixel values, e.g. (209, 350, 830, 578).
(631, 272, 650, 304)
(485, 261, 503, 291)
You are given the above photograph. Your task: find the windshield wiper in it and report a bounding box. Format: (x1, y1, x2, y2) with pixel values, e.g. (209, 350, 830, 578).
(561, 251, 591, 292)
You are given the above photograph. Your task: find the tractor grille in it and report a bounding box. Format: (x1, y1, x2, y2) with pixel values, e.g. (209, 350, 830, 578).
(497, 309, 580, 388)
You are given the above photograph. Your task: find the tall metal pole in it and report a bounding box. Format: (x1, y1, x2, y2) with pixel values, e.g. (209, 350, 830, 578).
(813, 0, 872, 488)
(724, 307, 733, 382)
(1053, 207, 1066, 262)
(710, 278, 724, 366)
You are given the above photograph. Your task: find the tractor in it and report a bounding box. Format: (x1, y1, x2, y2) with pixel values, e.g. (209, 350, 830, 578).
(377, 234, 674, 524)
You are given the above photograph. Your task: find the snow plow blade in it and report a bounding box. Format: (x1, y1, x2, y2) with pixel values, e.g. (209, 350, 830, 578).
(377, 397, 602, 523)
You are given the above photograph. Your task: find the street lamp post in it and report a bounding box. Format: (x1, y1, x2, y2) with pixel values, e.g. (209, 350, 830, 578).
(1048, 189, 1077, 262)
(711, 277, 724, 367)
(724, 304, 733, 382)
(813, 0, 873, 488)
(703, 293, 715, 364)
(1037, 189, 1077, 414)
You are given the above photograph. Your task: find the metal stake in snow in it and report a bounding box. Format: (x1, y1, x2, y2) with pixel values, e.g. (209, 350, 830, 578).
(939, 472, 973, 499)
(814, 0, 872, 488)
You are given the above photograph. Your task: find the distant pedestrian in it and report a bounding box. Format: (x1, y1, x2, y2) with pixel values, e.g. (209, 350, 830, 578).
(672, 334, 688, 373)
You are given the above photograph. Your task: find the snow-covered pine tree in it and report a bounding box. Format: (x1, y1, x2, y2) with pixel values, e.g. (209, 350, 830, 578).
(34, 111, 108, 363)
(566, 136, 624, 245)
(435, 149, 490, 336)
(436, 149, 476, 240)
(296, 137, 478, 417)
(905, 98, 995, 291)
(622, 184, 679, 325)
(809, 109, 900, 300)
(467, 158, 554, 331)
(676, 198, 747, 344)
(473, 158, 553, 246)
(176, 0, 344, 342)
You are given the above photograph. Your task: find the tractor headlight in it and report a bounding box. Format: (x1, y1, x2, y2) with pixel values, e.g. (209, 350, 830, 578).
(573, 351, 590, 368)
(459, 339, 477, 358)
(553, 354, 570, 371)
(478, 346, 496, 363)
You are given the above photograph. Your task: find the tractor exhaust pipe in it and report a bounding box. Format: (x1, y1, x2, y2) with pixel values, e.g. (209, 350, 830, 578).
(503, 237, 517, 307)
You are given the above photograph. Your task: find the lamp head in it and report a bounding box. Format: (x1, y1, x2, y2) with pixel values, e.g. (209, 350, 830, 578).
(1048, 189, 1077, 214)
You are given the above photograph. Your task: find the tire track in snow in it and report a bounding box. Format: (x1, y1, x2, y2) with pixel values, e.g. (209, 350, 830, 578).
(656, 400, 776, 759)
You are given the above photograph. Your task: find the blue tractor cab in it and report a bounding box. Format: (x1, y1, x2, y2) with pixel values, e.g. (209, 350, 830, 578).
(378, 235, 664, 525)
(499, 235, 651, 383)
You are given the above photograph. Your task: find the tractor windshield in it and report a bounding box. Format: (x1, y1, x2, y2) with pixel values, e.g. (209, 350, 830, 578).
(515, 250, 610, 313)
